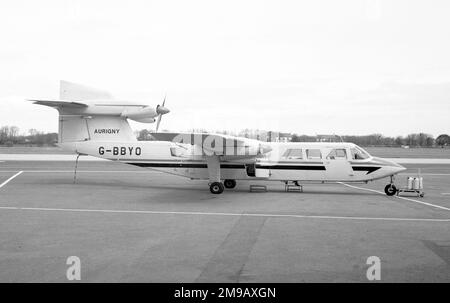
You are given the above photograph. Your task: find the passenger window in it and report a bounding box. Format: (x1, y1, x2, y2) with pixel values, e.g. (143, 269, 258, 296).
(306, 149, 322, 160)
(282, 149, 303, 160)
(326, 149, 347, 160)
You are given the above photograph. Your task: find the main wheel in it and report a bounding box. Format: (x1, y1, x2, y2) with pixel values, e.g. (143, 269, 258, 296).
(224, 179, 236, 189)
(210, 182, 224, 194)
(384, 184, 397, 196)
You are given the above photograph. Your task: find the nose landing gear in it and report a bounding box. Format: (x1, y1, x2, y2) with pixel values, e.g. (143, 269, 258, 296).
(384, 175, 398, 196)
(384, 184, 397, 196)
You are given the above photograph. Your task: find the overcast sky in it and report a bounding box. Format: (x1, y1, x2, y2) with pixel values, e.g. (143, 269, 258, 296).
(0, 0, 449, 137)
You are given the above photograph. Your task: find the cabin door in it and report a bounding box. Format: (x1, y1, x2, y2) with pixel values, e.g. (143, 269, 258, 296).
(324, 148, 354, 181)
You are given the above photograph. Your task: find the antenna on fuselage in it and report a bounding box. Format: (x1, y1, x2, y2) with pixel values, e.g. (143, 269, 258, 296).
(334, 133, 344, 143)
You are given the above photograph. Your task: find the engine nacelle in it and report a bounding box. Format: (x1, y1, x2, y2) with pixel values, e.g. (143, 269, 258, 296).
(121, 107, 157, 123)
(203, 138, 271, 158)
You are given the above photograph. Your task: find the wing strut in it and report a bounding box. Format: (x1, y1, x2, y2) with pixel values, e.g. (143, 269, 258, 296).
(73, 152, 88, 183)
(73, 153, 82, 183)
(205, 155, 224, 194)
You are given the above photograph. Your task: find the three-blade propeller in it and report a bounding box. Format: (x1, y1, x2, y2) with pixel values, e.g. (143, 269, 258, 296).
(155, 95, 169, 132)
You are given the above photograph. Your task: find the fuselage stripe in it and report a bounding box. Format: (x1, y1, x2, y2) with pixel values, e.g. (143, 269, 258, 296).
(255, 165, 326, 170)
(127, 163, 243, 169)
(126, 162, 327, 170)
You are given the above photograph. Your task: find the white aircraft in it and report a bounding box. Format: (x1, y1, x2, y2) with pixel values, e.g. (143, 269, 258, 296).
(31, 81, 406, 195)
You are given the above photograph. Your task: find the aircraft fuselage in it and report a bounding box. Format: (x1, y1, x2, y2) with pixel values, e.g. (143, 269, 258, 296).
(67, 140, 406, 184)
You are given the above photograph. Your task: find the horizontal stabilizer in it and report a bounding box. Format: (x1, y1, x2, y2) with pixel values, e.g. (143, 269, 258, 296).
(28, 99, 88, 108)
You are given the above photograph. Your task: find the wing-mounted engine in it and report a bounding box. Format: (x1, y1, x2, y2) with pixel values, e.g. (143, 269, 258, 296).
(150, 132, 272, 160)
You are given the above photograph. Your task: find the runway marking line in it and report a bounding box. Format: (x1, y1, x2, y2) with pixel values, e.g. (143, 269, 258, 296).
(5, 169, 450, 175)
(0, 206, 449, 222)
(399, 173, 450, 176)
(339, 182, 450, 212)
(1, 170, 450, 177)
(0, 170, 153, 173)
(1, 169, 450, 176)
(0, 171, 449, 214)
(0, 171, 23, 189)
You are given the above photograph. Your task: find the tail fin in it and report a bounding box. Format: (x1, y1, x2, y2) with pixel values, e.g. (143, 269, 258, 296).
(32, 81, 137, 148)
(60, 80, 113, 100)
(58, 115, 135, 144)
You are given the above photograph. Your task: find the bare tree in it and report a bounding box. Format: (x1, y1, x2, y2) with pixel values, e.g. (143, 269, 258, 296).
(0, 126, 9, 143)
(137, 129, 152, 141)
(8, 126, 20, 143)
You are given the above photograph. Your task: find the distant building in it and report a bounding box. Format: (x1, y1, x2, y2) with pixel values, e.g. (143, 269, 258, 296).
(316, 134, 342, 142)
(267, 131, 292, 142)
(276, 132, 292, 143)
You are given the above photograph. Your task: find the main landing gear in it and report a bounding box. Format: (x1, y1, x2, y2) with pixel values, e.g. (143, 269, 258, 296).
(209, 180, 237, 194)
(384, 175, 397, 196)
(209, 182, 225, 194)
(224, 179, 237, 189)
(205, 156, 237, 194)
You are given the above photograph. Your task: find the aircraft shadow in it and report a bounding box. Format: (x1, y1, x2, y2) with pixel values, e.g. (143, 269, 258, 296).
(37, 177, 382, 197)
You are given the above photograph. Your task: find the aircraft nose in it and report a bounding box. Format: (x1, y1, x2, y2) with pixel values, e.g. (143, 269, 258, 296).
(387, 159, 407, 174)
(373, 157, 406, 174)
(397, 164, 407, 173)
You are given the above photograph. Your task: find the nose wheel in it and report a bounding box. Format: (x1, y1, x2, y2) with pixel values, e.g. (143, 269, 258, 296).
(209, 182, 224, 194)
(384, 175, 398, 196)
(384, 184, 397, 196)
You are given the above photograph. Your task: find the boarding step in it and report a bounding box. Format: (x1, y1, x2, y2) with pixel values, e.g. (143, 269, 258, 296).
(249, 185, 267, 192)
(285, 182, 303, 192)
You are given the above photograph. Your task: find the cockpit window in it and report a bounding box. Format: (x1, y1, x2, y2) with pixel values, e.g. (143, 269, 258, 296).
(350, 147, 370, 160)
(326, 149, 347, 160)
(282, 148, 303, 160)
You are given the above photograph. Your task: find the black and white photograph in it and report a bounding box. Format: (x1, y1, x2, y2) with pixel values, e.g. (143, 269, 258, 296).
(0, 0, 449, 292)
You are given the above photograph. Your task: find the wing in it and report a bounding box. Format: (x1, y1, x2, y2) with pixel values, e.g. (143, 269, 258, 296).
(151, 132, 271, 157)
(151, 132, 273, 186)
